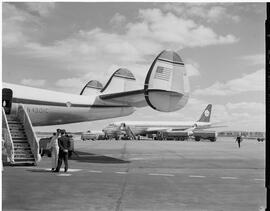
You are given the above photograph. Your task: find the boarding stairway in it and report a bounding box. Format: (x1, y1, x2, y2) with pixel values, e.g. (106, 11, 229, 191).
(2, 105, 40, 165)
(120, 123, 137, 140)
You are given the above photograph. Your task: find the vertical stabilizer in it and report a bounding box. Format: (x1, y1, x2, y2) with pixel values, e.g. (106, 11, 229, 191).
(197, 104, 212, 122)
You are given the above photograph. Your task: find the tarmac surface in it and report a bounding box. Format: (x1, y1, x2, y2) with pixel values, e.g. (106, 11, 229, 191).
(2, 137, 266, 211)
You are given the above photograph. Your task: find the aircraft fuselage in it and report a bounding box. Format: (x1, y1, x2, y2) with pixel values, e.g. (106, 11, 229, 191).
(3, 83, 134, 126)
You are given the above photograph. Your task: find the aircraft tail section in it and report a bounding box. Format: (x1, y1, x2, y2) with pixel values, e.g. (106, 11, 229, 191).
(80, 80, 103, 95)
(144, 50, 189, 112)
(101, 68, 137, 94)
(197, 104, 212, 122)
(98, 50, 190, 112)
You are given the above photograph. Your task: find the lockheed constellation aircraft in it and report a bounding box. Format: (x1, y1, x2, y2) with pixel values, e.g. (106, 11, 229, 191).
(2, 50, 189, 126)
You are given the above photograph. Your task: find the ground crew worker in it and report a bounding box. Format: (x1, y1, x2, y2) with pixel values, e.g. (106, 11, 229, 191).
(235, 135, 242, 148)
(54, 130, 71, 173)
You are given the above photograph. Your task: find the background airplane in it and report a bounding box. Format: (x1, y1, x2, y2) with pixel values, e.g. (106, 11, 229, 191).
(103, 104, 222, 141)
(2, 50, 189, 126)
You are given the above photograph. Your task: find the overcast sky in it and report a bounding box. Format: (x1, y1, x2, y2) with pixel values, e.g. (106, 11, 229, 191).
(2, 2, 266, 132)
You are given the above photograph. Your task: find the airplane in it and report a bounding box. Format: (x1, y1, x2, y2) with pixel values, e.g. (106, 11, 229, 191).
(2, 50, 190, 126)
(103, 104, 219, 142)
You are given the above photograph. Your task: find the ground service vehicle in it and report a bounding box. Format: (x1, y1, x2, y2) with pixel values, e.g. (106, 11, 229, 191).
(39, 135, 75, 157)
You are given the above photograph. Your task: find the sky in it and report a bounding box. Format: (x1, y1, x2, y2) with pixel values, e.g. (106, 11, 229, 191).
(2, 2, 266, 132)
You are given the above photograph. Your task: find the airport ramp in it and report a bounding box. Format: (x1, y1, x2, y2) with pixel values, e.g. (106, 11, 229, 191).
(2, 105, 40, 165)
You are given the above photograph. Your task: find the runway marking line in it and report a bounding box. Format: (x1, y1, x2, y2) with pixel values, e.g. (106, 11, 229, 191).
(57, 174, 72, 176)
(88, 170, 102, 173)
(129, 158, 144, 160)
(221, 177, 238, 180)
(115, 172, 128, 174)
(45, 168, 81, 172)
(254, 178, 264, 181)
(148, 173, 174, 177)
(189, 175, 205, 178)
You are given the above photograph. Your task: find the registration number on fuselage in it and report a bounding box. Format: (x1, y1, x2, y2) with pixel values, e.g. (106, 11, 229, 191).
(26, 106, 49, 113)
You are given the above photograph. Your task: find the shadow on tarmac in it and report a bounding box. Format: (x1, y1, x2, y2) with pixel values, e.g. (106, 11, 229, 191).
(69, 151, 130, 164)
(27, 169, 52, 173)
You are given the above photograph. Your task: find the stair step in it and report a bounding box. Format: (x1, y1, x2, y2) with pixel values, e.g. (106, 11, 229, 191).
(9, 125, 24, 128)
(14, 148, 32, 151)
(8, 121, 23, 124)
(14, 148, 32, 154)
(6, 115, 17, 118)
(14, 148, 31, 152)
(13, 162, 35, 165)
(14, 152, 34, 156)
(8, 123, 23, 126)
(13, 139, 28, 143)
(13, 139, 27, 142)
(12, 135, 27, 139)
(13, 142, 30, 145)
(11, 133, 27, 136)
(13, 142, 29, 146)
(14, 153, 34, 158)
(14, 158, 35, 162)
(10, 133, 26, 137)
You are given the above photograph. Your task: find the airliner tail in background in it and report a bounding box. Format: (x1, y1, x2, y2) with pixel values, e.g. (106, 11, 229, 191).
(197, 104, 212, 123)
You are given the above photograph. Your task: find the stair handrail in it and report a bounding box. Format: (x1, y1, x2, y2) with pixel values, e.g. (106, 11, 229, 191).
(17, 104, 41, 163)
(2, 108, 15, 164)
(126, 126, 136, 140)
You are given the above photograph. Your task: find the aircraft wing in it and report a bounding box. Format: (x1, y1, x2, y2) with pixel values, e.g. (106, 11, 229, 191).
(92, 50, 190, 112)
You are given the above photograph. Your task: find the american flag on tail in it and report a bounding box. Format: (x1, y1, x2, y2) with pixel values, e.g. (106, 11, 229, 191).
(154, 66, 171, 81)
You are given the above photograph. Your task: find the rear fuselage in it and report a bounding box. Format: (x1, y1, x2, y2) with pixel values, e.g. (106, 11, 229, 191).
(3, 83, 135, 126)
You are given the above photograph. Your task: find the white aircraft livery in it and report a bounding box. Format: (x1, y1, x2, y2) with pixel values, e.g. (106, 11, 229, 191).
(104, 104, 216, 139)
(2, 50, 189, 126)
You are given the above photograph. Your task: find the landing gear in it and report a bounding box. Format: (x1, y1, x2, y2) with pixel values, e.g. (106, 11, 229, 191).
(195, 136, 201, 142)
(209, 137, 216, 142)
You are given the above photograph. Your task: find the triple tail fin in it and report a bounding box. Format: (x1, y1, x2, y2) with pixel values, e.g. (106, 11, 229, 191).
(197, 104, 212, 122)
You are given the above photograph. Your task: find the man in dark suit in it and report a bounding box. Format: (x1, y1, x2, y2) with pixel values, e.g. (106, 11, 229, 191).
(54, 130, 71, 172)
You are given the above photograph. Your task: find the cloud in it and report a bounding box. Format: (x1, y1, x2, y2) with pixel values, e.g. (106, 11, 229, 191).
(21, 78, 46, 87)
(3, 4, 238, 93)
(3, 3, 37, 47)
(193, 69, 264, 96)
(185, 63, 200, 77)
(24, 2, 55, 17)
(127, 8, 238, 48)
(110, 13, 126, 28)
(18, 8, 237, 69)
(163, 3, 240, 23)
(55, 77, 85, 88)
(240, 54, 265, 66)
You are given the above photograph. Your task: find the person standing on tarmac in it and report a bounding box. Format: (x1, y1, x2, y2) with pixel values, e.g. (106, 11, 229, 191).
(235, 135, 242, 148)
(48, 129, 60, 171)
(54, 130, 71, 173)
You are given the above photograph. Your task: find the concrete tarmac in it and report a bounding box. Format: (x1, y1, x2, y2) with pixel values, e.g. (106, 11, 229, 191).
(2, 137, 265, 211)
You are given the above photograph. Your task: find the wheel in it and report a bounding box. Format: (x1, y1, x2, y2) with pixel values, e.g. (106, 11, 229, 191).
(195, 137, 200, 142)
(209, 138, 216, 142)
